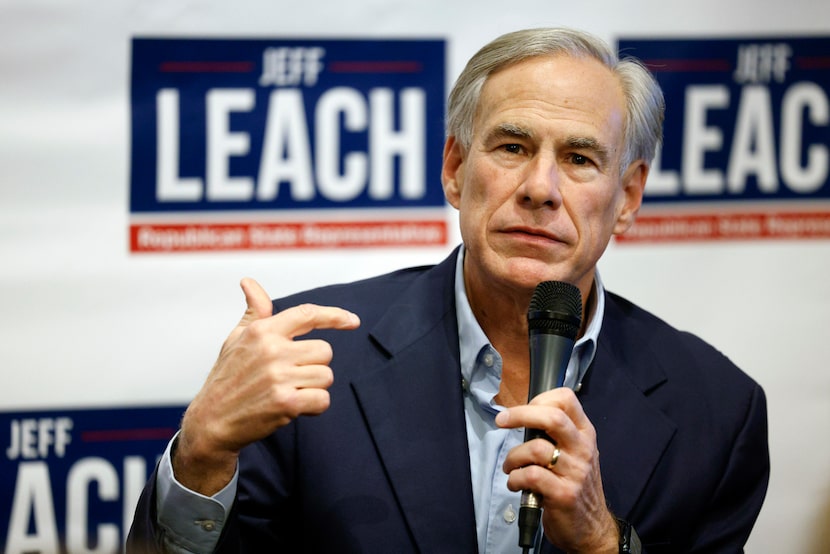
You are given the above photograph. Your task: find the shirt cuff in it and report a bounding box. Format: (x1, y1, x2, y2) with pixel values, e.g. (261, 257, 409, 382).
(155, 431, 239, 553)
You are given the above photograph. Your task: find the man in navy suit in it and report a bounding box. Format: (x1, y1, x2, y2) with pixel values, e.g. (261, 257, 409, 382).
(128, 28, 768, 553)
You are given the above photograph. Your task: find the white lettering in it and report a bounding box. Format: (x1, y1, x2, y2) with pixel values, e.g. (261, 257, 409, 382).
(259, 47, 326, 87)
(644, 144, 680, 195)
(5, 462, 59, 554)
(123, 457, 149, 536)
(369, 87, 426, 199)
(207, 89, 255, 201)
(4, 451, 156, 553)
(6, 417, 72, 460)
(6, 419, 21, 459)
(733, 43, 793, 84)
(683, 85, 729, 194)
(156, 89, 203, 201)
(781, 82, 829, 192)
(257, 89, 315, 201)
(66, 458, 120, 554)
(37, 419, 54, 459)
(315, 87, 368, 201)
(727, 85, 778, 193)
(154, 86, 429, 205)
(55, 417, 73, 458)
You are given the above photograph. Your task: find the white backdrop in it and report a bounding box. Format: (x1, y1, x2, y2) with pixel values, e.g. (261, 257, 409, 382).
(2, 1, 829, 552)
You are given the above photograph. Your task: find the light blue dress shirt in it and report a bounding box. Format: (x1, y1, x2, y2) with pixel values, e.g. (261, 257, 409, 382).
(153, 248, 605, 553)
(454, 248, 604, 553)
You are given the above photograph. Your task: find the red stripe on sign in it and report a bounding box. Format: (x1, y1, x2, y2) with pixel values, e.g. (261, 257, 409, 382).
(327, 61, 423, 73)
(796, 56, 830, 70)
(159, 61, 255, 73)
(617, 211, 830, 243)
(81, 428, 177, 442)
(129, 220, 448, 252)
(641, 59, 732, 72)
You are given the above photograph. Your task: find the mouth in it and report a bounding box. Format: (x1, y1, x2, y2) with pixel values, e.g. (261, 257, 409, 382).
(501, 225, 564, 244)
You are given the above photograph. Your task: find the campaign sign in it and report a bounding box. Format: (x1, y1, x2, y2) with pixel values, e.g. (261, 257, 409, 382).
(0, 406, 183, 553)
(617, 36, 830, 241)
(130, 38, 448, 252)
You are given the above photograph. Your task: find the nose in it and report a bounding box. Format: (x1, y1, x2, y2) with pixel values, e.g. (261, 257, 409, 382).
(517, 153, 563, 209)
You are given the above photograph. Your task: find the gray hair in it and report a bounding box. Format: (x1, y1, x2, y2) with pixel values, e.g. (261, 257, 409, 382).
(446, 28, 665, 174)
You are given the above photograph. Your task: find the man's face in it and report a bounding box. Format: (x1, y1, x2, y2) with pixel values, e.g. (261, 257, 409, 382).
(442, 54, 647, 298)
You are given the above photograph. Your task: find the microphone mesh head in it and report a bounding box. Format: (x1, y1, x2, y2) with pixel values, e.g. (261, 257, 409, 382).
(527, 281, 583, 339)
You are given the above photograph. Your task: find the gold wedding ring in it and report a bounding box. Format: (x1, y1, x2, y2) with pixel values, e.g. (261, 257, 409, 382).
(547, 446, 561, 469)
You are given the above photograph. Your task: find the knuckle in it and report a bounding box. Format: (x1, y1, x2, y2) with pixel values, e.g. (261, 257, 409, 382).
(295, 303, 317, 319)
(300, 339, 333, 363)
(317, 391, 332, 412)
(316, 341, 334, 362)
(529, 439, 551, 459)
(257, 339, 280, 361)
(560, 387, 578, 402)
(573, 459, 592, 482)
(245, 318, 269, 341)
(269, 385, 297, 411)
(524, 464, 549, 486)
(557, 482, 580, 506)
(264, 364, 288, 386)
(543, 408, 567, 432)
(584, 425, 598, 443)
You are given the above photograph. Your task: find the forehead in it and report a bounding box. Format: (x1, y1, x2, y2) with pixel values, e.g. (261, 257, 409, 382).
(474, 54, 626, 146)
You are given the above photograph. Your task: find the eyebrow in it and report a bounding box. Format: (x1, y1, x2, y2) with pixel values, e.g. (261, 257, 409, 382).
(566, 135, 611, 167)
(488, 123, 533, 141)
(483, 124, 614, 168)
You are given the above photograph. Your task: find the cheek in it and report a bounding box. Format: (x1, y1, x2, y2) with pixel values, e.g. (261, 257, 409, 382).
(458, 168, 495, 216)
(570, 190, 621, 239)
(467, 162, 516, 206)
(456, 178, 503, 246)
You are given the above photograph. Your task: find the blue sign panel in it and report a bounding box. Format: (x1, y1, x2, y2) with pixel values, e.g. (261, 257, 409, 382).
(1, 406, 183, 553)
(618, 36, 829, 204)
(130, 38, 447, 213)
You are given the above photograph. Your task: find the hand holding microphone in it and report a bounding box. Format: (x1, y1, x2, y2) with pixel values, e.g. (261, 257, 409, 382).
(517, 281, 582, 551)
(497, 281, 619, 553)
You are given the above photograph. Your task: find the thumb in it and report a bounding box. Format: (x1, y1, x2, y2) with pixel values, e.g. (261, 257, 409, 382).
(238, 277, 273, 326)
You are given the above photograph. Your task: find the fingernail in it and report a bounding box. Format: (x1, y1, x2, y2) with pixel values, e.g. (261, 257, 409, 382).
(495, 411, 508, 426)
(345, 312, 360, 327)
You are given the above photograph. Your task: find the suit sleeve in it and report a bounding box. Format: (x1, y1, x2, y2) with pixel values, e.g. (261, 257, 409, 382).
(126, 437, 236, 554)
(125, 463, 166, 553)
(687, 382, 770, 552)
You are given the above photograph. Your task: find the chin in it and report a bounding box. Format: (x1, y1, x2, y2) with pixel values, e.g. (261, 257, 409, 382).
(501, 257, 574, 288)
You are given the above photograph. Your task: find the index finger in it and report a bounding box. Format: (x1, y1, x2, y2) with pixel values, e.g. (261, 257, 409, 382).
(496, 388, 592, 437)
(272, 303, 361, 339)
(530, 387, 591, 427)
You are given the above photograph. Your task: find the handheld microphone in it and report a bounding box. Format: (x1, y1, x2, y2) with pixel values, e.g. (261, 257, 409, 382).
(518, 281, 582, 551)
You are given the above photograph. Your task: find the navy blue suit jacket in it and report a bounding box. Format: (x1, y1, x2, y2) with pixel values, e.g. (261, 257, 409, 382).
(128, 248, 769, 553)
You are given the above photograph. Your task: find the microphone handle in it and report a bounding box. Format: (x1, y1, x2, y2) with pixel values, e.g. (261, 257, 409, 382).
(527, 332, 573, 397)
(518, 332, 575, 549)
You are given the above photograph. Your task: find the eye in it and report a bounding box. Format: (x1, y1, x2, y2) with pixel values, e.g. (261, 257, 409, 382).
(502, 143, 523, 154)
(570, 153, 590, 165)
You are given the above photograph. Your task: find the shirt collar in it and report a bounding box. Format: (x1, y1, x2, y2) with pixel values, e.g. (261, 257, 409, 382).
(454, 245, 605, 391)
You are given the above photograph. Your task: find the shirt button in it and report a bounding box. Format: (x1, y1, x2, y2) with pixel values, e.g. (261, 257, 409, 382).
(503, 504, 517, 524)
(483, 353, 494, 367)
(198, 520, 216, 532)
(461, 378, 469, 392)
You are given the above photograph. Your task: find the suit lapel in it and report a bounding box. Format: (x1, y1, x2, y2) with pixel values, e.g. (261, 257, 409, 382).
(350, 250, 479, 552)
(346, 256, 676, 547)
(579, 293, 677, 519)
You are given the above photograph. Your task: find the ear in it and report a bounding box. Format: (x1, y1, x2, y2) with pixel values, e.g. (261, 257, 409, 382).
(441, 136, 464, 209)
(613, 160, 648, 236)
